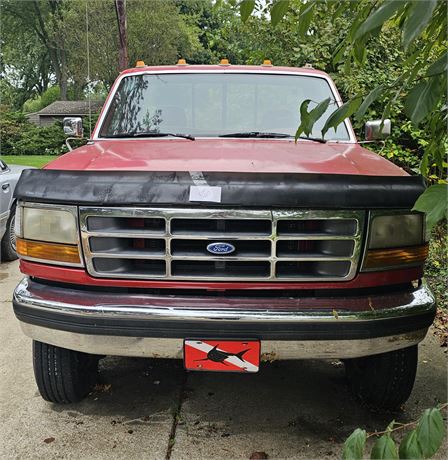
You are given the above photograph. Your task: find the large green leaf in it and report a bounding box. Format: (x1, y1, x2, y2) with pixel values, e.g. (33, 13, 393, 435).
(355, 1, 406, 39)
(309, 97, 331, 124)
(296, 100, 312, 138)
(342, 428, 367, 460)
(240, 0, 255, 22)
(415, 408, 445, 458)
(355, 85, 384, 120)
(427, 51, 448, 77)
(353, 37, 367, 65)
(297, 2, 315, 37)
(271, 0, 289, 27)
(404, 77, 441, 125)
(295, 97, 330, 139)
(371, 434, 398, 460)
(413, 184, 448, 231)
(399, 430, 423, 459)
(402, 0, 437, 49)
(321, 98, 361, 137)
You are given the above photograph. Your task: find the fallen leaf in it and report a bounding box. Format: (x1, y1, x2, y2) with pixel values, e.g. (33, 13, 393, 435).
(43, 437, 55, 444)
(94, 383, 112, 393)
(249, 452, 268, 459)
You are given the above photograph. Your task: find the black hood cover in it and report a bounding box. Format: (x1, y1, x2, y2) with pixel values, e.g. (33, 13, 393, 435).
(14, 169, 425, 209)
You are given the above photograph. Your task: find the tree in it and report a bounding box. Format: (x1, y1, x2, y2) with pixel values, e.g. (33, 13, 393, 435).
(237, 0, 447, 228)
(62, 0, 204, 90)
(1, 0, 70, 100)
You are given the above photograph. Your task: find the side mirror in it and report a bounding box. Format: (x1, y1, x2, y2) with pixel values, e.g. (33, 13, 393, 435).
(63, 117, 84, 137)
(365, 119, 391, 141)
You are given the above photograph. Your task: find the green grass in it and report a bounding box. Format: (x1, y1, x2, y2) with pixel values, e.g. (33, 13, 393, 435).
(1, 155, 59, 168)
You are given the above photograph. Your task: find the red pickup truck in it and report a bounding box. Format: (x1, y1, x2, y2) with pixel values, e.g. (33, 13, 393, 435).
(12, 63, 435, 410)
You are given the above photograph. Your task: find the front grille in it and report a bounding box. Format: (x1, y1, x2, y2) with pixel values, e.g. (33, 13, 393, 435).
(80, 208, 365, 281)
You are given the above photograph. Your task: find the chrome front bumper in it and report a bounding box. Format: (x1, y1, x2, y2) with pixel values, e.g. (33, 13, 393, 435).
(13, 277, 436, 360)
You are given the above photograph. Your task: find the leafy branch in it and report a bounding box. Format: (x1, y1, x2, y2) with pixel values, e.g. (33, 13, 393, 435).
(342, 404, 447, 460)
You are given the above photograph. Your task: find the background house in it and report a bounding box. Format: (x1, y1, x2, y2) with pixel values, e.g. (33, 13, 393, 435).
(27, 100, 103, 126)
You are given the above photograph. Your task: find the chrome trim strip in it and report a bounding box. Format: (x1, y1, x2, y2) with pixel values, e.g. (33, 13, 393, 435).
(79, 207, 364, 282)
(19, 322, 428, 360)
(14, 277, 435, 324)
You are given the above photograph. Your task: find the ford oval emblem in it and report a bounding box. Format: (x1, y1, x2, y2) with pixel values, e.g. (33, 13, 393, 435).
(207, 242, 236, 255)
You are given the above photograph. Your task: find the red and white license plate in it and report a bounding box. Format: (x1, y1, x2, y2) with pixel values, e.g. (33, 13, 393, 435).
(184, 340, 260, 373)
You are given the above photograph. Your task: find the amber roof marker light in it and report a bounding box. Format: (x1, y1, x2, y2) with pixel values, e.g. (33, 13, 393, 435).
(262, 59, 273, 66)
(177, 58, 188, 65)
(135, 60, 145, 67)
(219, 58, 231, 66)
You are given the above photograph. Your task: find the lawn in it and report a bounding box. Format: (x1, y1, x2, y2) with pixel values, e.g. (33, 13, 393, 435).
(1, 155, 59, 168)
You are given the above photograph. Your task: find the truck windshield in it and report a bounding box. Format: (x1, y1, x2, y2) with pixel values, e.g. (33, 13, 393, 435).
(99, 73, 350, 140)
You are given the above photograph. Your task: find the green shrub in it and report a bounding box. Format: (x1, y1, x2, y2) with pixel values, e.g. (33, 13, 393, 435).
(0, 111, 31, 152)
(12, 123, 68, 156)
(0, 109, 68, 155)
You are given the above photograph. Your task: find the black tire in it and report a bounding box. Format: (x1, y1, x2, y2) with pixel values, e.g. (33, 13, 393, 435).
(1, 203, 18, 262)
(344, 345, 418, 411)
(33, 341, 99, 404)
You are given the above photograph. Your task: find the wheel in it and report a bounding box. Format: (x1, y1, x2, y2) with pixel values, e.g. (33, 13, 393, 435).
(344, 345, 418, 411)
(33, 341, 99, 403)
(1, 203, 18, 262)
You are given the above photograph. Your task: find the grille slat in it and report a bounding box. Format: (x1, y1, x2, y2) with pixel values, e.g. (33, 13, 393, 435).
(80, 208, 364, 281)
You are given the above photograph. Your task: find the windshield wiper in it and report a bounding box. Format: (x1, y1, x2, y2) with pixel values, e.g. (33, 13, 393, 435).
(107, 132, 195, 140)
(219, 131, 327, 143)
(219, 131, 289, 138)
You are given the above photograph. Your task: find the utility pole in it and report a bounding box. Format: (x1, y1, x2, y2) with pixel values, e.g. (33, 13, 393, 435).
(114, 0, 128, 71)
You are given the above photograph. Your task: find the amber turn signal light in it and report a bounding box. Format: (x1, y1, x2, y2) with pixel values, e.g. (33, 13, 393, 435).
(362, 244, 429, 270)
(16, 238, 81, 264)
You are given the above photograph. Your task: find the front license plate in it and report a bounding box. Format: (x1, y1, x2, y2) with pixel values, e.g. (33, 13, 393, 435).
(184, 340, 260, 373)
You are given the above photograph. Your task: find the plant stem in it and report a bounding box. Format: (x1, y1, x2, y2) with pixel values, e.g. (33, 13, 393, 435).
(367, 403, 448, 438)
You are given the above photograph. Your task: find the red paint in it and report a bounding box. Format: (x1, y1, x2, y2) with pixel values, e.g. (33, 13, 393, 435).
(21, 260, 423, 291)
(45, 138, 407, 176)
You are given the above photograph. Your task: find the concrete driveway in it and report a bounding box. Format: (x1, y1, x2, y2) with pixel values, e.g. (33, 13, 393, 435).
(1, 260, 446, 459)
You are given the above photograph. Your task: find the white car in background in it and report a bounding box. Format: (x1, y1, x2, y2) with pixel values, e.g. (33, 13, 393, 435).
(0, 159, 35, 261)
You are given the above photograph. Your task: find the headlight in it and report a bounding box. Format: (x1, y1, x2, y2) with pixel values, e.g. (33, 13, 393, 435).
(362, 212, 428, 271)
(368, 214, 424, 249)
(15, 203, 83, 266)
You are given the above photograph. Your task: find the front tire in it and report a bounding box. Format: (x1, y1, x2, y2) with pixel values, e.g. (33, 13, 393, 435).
(33, 341, 99, 403)
(1, 204, 18, 262)
(345, 345, 418, 411)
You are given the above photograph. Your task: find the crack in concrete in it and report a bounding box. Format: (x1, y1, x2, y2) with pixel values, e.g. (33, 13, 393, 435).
(165, 371, 188, 460)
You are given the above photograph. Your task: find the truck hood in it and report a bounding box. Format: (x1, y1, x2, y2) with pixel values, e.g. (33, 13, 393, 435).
(45, 138, 407, 176)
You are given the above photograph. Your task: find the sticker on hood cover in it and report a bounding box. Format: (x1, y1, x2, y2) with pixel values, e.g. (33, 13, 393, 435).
(189, 185, 222, 203)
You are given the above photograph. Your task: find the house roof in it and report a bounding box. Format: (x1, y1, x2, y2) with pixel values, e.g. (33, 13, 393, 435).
(37, 100, 103, 116)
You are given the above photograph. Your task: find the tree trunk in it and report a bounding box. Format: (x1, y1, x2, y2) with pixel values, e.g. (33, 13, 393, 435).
(115, 0, 128, 71)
